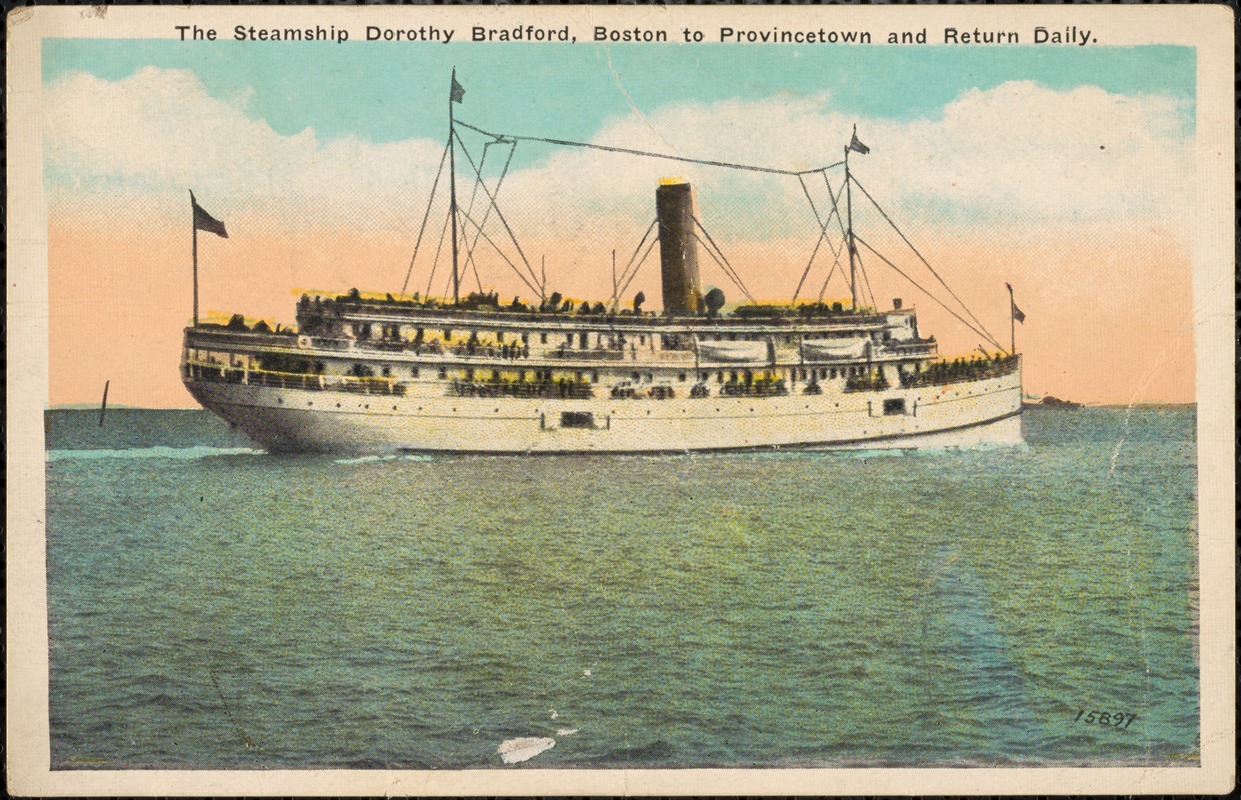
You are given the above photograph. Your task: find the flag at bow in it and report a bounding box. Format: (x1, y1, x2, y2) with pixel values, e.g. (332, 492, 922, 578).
(848, 125, 869, 155)
(1005, 282, 1026, 323)
(191, 192, 228, 238)
(450, 74, 465, 104)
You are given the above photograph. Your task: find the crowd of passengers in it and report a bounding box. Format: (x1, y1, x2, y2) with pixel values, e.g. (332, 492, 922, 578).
(899, 352, 1018, 388)
(451, 377, 594, 399)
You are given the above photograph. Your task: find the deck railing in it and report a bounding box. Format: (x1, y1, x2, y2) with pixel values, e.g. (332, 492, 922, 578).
(184, 362, 406, 396)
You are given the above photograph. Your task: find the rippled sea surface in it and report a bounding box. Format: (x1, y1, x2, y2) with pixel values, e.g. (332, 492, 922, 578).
(45, 407, 1198, 769)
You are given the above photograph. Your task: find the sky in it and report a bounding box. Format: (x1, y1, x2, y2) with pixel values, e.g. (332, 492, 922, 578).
(43, 39, 1197, 407)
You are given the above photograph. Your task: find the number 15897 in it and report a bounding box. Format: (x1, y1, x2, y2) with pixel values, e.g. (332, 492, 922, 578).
(1074, 710, 1136, 728)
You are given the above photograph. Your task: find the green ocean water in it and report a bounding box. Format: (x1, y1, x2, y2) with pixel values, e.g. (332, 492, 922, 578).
(45, 407, 1198, 769)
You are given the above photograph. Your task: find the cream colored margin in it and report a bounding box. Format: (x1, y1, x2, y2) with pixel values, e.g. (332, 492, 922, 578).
(6, 4, 1234, 796)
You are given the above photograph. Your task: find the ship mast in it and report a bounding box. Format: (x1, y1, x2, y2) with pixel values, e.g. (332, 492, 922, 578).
(844, 125, 859, 312)
(448, 69, 462, 305)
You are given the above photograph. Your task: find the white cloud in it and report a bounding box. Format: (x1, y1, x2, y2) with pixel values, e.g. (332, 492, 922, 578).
(46, 67, 1192, 245)
(44, 67, 445, 231)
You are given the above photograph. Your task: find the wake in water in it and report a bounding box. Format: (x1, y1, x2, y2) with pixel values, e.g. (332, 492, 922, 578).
(47, 446, 264, 462)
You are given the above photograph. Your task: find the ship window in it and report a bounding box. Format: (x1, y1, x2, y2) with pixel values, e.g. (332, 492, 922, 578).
(678, 372, 686, 382)
(829, 369, 836, 379)
(561, 411, 594, 429)
(884, 398, 906, 416)
(466, 368, 475, 381)
(631, 371, 640, 382)
(646, 372, 654, 382)
(575, 370, 583, 381)
(382, 366, 391, 377)
(438, 368, 447, 379)
(729, 371, 738, 383)
(443, 329, 452, 341)
(580, 332, 589, 349)
(497, 331, 504, 343)
(591, 371, 599, 383)
(639, 335, 646, 345)
(411, 367, 420, 378)
(717, 372, 724, 383)
(540, 332, 548, 344)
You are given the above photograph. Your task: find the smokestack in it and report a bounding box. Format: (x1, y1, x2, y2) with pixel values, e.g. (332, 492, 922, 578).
(656, 181, 703, 315)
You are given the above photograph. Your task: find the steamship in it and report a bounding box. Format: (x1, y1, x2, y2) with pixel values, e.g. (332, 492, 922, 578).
(182, 80, 1023, 454)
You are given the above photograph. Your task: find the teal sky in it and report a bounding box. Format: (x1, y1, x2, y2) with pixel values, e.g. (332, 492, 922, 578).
(44, 40, 1195, 147)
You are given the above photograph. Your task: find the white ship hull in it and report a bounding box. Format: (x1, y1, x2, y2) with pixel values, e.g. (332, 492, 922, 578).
(185, 369, 1023, 455)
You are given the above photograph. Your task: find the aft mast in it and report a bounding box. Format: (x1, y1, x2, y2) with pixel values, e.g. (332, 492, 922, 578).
(448, 69, 464, 304)
(844, 124, 869, 312)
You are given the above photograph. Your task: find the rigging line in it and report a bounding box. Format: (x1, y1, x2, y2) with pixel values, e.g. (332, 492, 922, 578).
(693, 217, 755, 303)
(456, 119, 846, 176)
(401, 134, 452, 296)
(855, 235, 1005, 351)
(462, 139, 518, 283)
(613, 218, 659, 302)
(691, 228, 748, 303)
(456, 205, 541, 295)
(795, 172, 851, 302)
(850, 176, 1001, 347)
(453, 133, 540, 291)
(452, 129, 542, 289)
(798, 174, 825, 229)
(816, 256, 841, 303)
(792, 181, 848, 303)
(459, 140, 494, 293)
(792, 223, 840, 304)
(854, 247, 878, 313)
(691, 232, 749, 300)
(616, 235, 660, 302)
(424, 196, 454, 299)
(791, 173, 843, 302)
(817, 233, 848, 302)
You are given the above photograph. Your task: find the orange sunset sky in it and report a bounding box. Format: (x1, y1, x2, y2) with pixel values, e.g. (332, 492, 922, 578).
(44, 43, 1198, 408)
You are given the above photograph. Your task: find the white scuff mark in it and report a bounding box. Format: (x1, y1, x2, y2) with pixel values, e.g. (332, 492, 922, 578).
(583, 668, 592, 677)
(497, 736, 555, 764)
(599, 46, 673, 154)
(1108, 431, 1127, 476)
(556, 728, 579, 736)
(549, 708, 558, 720)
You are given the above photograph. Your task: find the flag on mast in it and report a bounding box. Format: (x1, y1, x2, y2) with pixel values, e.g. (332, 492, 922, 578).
(191, 192, 228, 238)
(848, 125, 870, 155)
(1005, 282, 1026, 323)
(450, 75, 465, 104)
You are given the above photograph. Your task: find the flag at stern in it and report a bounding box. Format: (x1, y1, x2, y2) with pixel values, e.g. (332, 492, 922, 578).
(191, 192, 228, 238)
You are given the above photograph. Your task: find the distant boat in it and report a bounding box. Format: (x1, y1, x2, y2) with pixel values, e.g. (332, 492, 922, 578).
(1025, 395, 1081, 410)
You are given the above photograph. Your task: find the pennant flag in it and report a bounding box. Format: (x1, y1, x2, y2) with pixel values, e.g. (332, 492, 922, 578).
(191, 192, 228, 238)
(1005, 283, 1025, 323)
(450, 75, 465, 104)
(848, 126, 870, 155)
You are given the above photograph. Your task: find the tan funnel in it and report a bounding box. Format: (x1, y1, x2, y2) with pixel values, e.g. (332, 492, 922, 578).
(656, 181, 703, 315)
